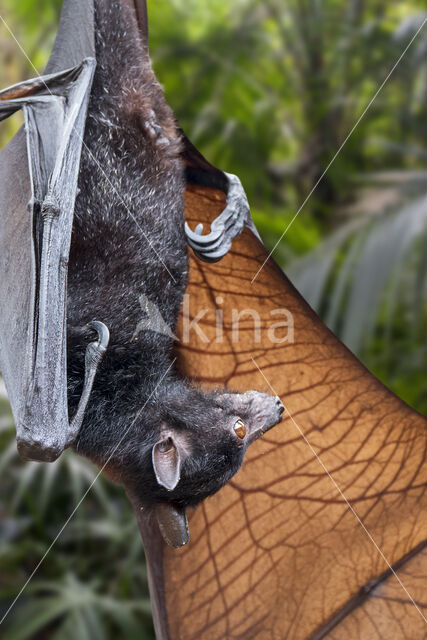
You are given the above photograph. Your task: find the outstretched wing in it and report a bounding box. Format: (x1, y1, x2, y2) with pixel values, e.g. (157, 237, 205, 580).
(140, 123, 427, 640)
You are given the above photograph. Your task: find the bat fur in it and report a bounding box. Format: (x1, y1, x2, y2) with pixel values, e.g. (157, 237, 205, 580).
(66, 0, 283, 510)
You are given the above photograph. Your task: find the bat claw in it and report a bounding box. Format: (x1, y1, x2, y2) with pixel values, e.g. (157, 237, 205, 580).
(185, 172, 251, 263)
(70, 321, 110, 433)
(87, 320, 110, 351)
(185, 221, 224, 246)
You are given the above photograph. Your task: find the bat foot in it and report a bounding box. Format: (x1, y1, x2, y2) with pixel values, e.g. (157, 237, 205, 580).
(185, 172, 250, 262)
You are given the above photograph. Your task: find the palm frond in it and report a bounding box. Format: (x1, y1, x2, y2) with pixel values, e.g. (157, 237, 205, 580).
(289, 180, 427, 354)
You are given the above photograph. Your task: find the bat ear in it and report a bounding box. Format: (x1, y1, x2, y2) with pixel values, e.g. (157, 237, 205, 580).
(152, 436, 182, 491)
(155, 502, 189, 548)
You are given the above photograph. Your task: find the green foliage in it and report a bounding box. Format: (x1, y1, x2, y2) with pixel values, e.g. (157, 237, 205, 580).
(149, 1, 427, 217)
(0, 396, 154, 639)
(289, 172, 427, 413)
(4, 574, 152, 640)
(0, 0, 426, 638)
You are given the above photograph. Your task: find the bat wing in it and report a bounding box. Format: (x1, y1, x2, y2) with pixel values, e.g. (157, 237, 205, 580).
(133, 83, 427, 640)
(0, 0, 109, 461)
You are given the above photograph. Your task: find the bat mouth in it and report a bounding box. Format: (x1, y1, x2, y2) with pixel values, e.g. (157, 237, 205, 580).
(247, 424, 273, 444)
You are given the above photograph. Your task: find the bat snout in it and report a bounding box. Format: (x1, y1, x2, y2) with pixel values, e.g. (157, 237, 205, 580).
(246, 393, 284, 444)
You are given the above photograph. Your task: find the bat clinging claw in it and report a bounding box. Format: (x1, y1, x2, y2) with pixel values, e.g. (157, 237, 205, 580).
(185, 172, 252, 262)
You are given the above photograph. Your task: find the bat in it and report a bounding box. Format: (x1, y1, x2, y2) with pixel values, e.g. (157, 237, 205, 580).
(0, 0, 283, 551)
(1, 1, 426, 639)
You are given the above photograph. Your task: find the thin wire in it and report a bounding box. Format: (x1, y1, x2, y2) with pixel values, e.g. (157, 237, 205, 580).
(251, 17, 427, 283)
(0, 13, 176, 283)
(251, 356, 427, 625)
(0, 358, 176, 625)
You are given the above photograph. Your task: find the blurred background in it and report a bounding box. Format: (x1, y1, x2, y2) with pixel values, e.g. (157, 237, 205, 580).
(0, 0, 426, 638)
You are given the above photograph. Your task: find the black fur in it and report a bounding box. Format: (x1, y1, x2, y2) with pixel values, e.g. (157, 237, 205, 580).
(67, 0, 282, 510)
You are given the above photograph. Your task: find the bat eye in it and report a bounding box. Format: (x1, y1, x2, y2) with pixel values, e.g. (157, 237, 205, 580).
(158, 437, 174, 453)
(233, 419, 246, 439)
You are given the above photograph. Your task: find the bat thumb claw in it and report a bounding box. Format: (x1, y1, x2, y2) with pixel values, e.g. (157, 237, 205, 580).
(87, 321, 110, 351)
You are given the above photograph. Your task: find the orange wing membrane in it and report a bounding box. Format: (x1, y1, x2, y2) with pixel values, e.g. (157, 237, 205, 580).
(139, 178, 427, 640)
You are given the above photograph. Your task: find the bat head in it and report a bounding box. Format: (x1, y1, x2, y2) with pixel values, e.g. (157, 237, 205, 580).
(75, 377, 283, 547)
(120, 386, 284, 547)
